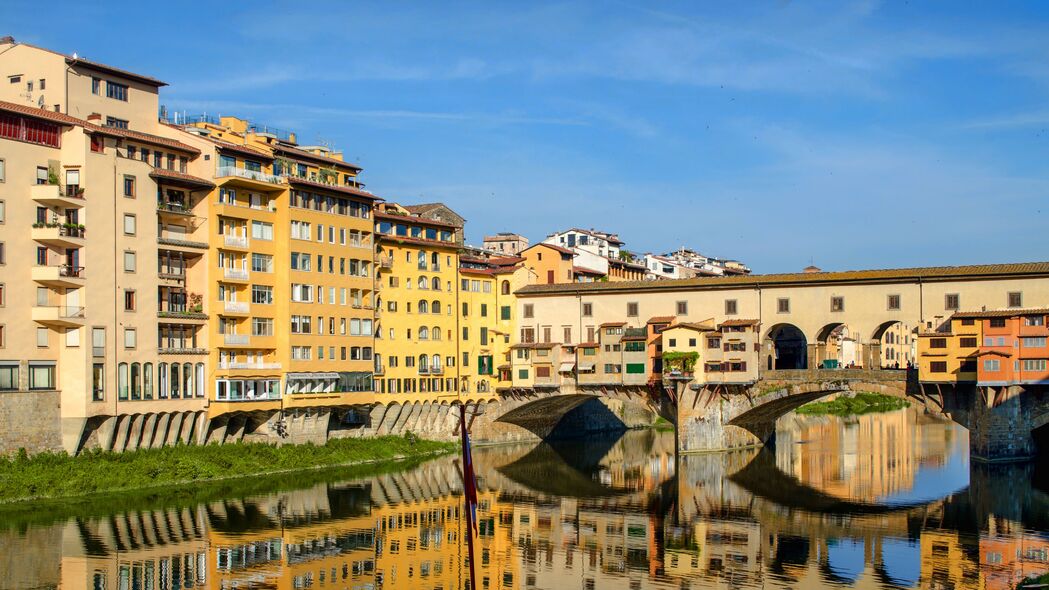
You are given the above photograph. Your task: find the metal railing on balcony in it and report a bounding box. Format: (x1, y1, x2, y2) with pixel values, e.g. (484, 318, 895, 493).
(378, 256, 394, 270)
(35, 305, 85, 318)
(60, 265, 85, 278)
(223, 301, 250, 314)
(223, 235, 249, 248)
(215, 166, 284, 185)
(157, 201, 192, 215)
(219, 361, 282, 370)
(223, 268, 249, 280)
(224, 334, 250, 346)
(418, 366, 430, 375)
(32, 223, 86, 238)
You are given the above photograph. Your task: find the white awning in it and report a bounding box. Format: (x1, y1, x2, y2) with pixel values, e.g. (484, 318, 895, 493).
(578, 363, 595, 371)
(558, 362, 576, 373)
(286, 372, 339, 380)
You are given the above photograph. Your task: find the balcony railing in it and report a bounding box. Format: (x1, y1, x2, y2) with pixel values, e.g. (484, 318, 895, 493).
(419, 366, 430, 375)
(60, 265, 85, 278)
(224, 334, 250, 346)
(430, 365, 444, 375)
(215, 166, 284, 185)
(31, 223, 86, 238)
(223, 268, 249, 280)
(158, 346, 208, 355)
(223, 235, 249, 248)
(223, 301, 250, 314)
(378, 256, 394, 270)
(219, 361, 282, 370)
(157, 201, 192, 215)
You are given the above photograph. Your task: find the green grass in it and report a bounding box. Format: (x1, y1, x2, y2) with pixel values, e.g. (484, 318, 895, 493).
(653, 417, 675, 432)
(0, 435, 456, 504)
(795, 392, 910, 417)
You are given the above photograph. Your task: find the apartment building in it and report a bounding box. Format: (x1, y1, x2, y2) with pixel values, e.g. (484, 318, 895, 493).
(482, 232, 528, 255)
(0, 39, 211, 453)
(373, 203, 461, 402)
(917, 315, 981, 384)
(520, 242, 575, 284)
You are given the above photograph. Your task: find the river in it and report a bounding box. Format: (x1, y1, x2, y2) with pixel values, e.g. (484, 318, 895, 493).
(1, 407, 1047, 589)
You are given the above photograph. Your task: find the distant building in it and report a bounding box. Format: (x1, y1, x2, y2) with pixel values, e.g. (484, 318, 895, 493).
(645, 248, 750, 280)
(644, 254, 700, 280)
(401, 202, 465, 244)
(545, 228, 623, 259)
(541, 228, 644, 282)
(521, 243, 575, 284)
(483, 232, 529, 255)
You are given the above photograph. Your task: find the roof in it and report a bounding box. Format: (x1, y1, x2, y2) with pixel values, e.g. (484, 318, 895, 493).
(664, 322, 716, 332)
(149, 168, 215, 190)
(0, 101, 199, 154)
(204, 137, 274, 160)
(577, 341, 599, 347)
(573, 265, 605, 276)
(404, 203, 446, 214)
(600, 321, 627, 327)
(274, 144, 362, 171)
(488, 256, 525, 265)
(517, 261, 1049, 296)
(377, 233, 459, 250)
(951, 308, 1049, 319)
(524, 243, 576, 256)
(288, 176, 380, 201)
(608, 257, 646, 270)
(975, 350, 1012, 357)
(647, 316, 675, 324)
(66, 56, 167, 87)
(720, 319, 760, 327)
(375, 211, 460, 228)
(549, 227, 625, 245)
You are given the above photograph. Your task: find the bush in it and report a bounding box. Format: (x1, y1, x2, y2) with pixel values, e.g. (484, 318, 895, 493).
(796, 392, 910, 417)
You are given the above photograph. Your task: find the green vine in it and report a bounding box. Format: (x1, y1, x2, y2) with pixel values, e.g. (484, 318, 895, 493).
(662, 351, 699, 372)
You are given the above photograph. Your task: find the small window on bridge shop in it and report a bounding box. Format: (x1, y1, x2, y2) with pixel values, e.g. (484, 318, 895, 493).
(831, 296, 845, 313)
(989, 318, 1007, 328)
(945, 294, 960, 310)
(536, 366, 551, 378)
(930, 338, 948, 349)
(961, 318, 975, 326)
(725, 299, 737, 315)
(777, 298, 790, 313)
(582, 347, 596, 356)
(518, 369, 529, 380)
(887, 294, 901, 310)
(984, 359, 1001, 372)
(707, 337, 721, 349)
(930, 361, 947, 373)
(604, 364, 622, 374)
(1008, 292, 1023, 308)
(1024, 316, 1045, 327)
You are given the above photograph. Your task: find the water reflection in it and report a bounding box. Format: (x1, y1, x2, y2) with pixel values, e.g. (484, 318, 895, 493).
(2, 408, 1048, 589)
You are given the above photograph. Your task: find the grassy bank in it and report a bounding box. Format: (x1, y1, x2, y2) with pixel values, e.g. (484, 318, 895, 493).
(796, 392, 910, 417)
(0, 435, 456, 504)
(1019, 573, 1049, 588)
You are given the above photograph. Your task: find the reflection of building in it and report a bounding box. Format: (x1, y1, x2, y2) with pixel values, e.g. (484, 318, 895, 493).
(981, 518, 1049, 590)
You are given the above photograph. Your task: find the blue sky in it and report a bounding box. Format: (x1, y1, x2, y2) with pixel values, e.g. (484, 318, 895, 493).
(10, 1, 1049, 272)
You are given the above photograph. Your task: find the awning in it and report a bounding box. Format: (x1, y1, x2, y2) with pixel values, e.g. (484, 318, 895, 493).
(286, 372, 340, 380)
(579, 363, 595, 371)
(558, 362, 576, 373)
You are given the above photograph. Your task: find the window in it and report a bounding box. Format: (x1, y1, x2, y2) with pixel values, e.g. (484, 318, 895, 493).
(777, 298, 790, 313)
(676, 301, 687, 315)
(123, 251, 136, 272)
(0, 158, 4, 182)
(0, 363, 16, 390)
(1008, 292, 1023, 308)
(0, 283, 4, 306)
(252, 285, 273, 304)
(501, 306, 511, 320)
(627, 302, 638, 317)
(929, 338, 947, 349)
(91, 77, 101, 94)
(36, 166, 48, 185)
(124, 328, 136, 349)
(28, 363, 54, 390)
(930, 361, 947, 373)
(105, 116, 129, 129)
(582, 303, 592, 317)
(251, 253, 273, 272)
(831, 296, 844, 313)
(106, 81, 129, 101)
(251, 221, 273, 240)
(36, 327, 48, 347)
(960, 337, 978, 348)
(1022, 337, 1047, 348)
(92, 328, 105, 357)
(123, 290, 136, 311)
(990, 318, 1007, 328)
(724, 299, 737, 315)
(1025, 316, 1046, 327)
(1023, 359, 1047, 371)
(668, 338, 677, 347)
(123, 214, 136, 235)
(887, 294, 901, 310)
(945, 294, 960, 310)
(252, 318, 274, 336)
(523, 304, 534, 319)
(123, 175, 135, 197)
(984, 359, 1001, 372)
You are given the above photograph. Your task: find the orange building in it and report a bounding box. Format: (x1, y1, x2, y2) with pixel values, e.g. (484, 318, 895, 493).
(961, 308, 1049, 386)
(521, 243, 575, 284)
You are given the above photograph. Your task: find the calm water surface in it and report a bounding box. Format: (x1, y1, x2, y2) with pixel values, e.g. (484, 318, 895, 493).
(2, 408, 1048, 590)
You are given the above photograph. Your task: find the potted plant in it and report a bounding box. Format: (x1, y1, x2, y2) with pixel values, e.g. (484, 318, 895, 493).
(189, 293, 203, 313)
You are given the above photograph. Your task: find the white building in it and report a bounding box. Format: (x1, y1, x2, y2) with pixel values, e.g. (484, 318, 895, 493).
(544, 228, 623, 260)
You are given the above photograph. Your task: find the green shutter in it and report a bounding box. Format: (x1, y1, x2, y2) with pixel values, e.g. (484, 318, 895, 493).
(626, 363, 646, 374)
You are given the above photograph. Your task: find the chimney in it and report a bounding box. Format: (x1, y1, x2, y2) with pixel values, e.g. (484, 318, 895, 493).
(87, 112, 102, 122)
(803, 265, 822, 273)
(0, 36, 14, 44)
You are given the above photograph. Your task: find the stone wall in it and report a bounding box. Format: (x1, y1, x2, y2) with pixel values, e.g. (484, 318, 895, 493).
(0, 390, 63, 455)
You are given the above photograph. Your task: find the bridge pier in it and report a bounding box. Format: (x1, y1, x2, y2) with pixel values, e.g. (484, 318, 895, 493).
(966, 385, 1048, 462)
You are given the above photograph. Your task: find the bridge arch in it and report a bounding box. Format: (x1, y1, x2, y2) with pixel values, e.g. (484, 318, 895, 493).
(871, 320, 915, 369)
(813, 322, 859, 369)
(764, 323, 808, 370)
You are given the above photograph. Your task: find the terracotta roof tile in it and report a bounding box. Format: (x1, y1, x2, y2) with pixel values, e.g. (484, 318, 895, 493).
(573, 265, 605, 275)
(517, 261, 1049, 296)
(720, 319, 760, 327)
(375, 211, 460, 228)
(288, 177, 380, 201)
(525, 243, 575, 256)
(275, 144, 362, 171)
(646, 316, 675, 324)
(149, 168, 215, 189)
(600, 321, 627, 327)
(951, 308, 1049, 318)
(665, 322, 716, 332)
(65, 56, 167, 87)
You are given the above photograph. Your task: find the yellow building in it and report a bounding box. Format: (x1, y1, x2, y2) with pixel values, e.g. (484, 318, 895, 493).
(917, 315, 981, 384)
(373, 203, 462, 403)
(660, 321, 715, 384)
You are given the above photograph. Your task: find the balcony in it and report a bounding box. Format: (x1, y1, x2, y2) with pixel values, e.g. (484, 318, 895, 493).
(215, 166, 285, 187)
(224, 334, 250, 346)
(223, 235, 249, 249)
(32, 305, 86, 327)
(31, 184, 85, 208)
(219, 361, 282, 371)
(223, 268, 250, 281)
(158, 268, 187, 284)
(32, 224, 85, 249)
(430, 365, 445, 375)
(33, 264, 85, 288)
(157, 234, 208, 251)
(378, 256, 394, 270)
(157, 309, 207, 323)
(374, 364, 385, 375)
(158, 346, 208, 355)
(223, 301, 250, 314)
(157, 201, 194, 217)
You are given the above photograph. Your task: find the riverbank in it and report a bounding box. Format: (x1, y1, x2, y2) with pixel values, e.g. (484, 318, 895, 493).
(0, 435, 456, 504)
(796, 392, 909, 417)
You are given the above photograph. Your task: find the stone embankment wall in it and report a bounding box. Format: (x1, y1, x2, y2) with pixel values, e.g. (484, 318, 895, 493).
(0, 390, 63, 455)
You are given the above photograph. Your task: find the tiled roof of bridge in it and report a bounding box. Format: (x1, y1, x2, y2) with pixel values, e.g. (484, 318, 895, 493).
(951, 307, 1049, 318)
(516, 261, 1049, 296)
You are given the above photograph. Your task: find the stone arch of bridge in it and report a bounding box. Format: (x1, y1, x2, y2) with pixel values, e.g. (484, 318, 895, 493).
(812, 322, 859, 369)
(489, 392, 658, 440)
(870, 319, 915, 369)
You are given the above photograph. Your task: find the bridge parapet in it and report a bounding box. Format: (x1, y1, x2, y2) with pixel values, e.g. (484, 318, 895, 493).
(760, 368, 909, 383)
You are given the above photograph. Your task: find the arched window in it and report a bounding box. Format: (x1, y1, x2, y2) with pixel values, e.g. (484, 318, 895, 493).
(419, 354, 429, 370)
(159, 363, 169, 399)
(419, 326, 430, 340)
(431, 252, 439, 267)
(183, 364, 193, 398)
(431, 326, 442, 340)
(417, 250, 427, 269)
(170, 362, 181, 399)
(130, 362, 141, 400)
(432, 300, 441, 314)
(419, 300, 429, 314)
(118, 363, 129, 401)
(418, 276, 428, 290)
(431, 354, 441, 370)
(143, 363, 154, 400)
(195, 363, 205, 398)
(432, 277, 440, 291)
(502, 280, 510, 295)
